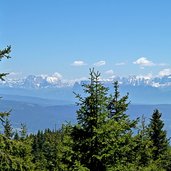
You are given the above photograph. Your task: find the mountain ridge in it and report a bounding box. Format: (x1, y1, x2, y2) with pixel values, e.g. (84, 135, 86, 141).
(0, 99, 170, 137)
(2, 74, 171, 89)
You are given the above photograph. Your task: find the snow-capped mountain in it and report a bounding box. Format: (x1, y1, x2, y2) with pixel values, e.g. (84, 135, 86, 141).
(77, 75, 171, 89)
(0, 74, 72, 88)
(112, 75, 171, 88)
(1, 74, 171, 104)
(1, 74, 171, 89)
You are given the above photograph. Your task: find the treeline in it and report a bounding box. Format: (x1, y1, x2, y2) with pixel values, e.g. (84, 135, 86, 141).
(0, 47, 171, 170)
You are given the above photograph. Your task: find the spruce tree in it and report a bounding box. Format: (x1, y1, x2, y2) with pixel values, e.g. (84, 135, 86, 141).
(108, 81, 129, 120)
(149, 109, 169, 160)
(105, 81, 138, 170)
(71, 69, 109, 171)
(3, 118, 13, 139)
(133, 115, 153, 169)
(0, 46, 35, 170)
(20, 123, 27, 140)
(14, 131, 20, 140)
(0, 46, 11, 81)
(0, 46, 11, 123)
(70, 70, 138, 170)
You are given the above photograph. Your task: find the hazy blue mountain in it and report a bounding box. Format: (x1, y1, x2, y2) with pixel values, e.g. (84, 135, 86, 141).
(0, 86, 75, 102)
(73, 83, 171, 104)
(0, 100, 77, 133)
(0, 74, 171, 136)
(0, 94, 74, 106)
(0, 99, 171, 138)
(1, 74, 171, 104)
(1, 84, 171, 104)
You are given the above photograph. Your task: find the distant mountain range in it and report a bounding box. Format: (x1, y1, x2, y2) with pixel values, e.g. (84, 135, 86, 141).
(0, 98, 171, 138)
(1, 74, 171, 104)
(1, 74, 171, 89)
(1, 74, 72, 89)
(0, 74, 171, 136)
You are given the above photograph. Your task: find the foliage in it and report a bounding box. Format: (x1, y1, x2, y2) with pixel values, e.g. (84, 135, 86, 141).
(71, 69, 110, 170)
(149, 109, 169, 160)
(0, 133, 34, 170)
(0, 46, 11, 123)
(3, 118, 13, 139)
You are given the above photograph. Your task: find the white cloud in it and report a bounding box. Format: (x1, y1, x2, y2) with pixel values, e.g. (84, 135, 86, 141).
(46, 72, 63, 84)
(94, 60, 106, 67)
(105, 70, 114, 75)
(136, 73, 153, 80)
(158, 63, 168, 66)
(6, 72, 23, 79)
(133, 57, 154, 67)
(158, 68, 171, 77)
(52, 72, 63, 79)
(65, 77, 88, 85)
(9, 72, 22, 76)
(73, 77, 88, 83)
(71, 60, 86, 66)
(115, 62, 126, 66)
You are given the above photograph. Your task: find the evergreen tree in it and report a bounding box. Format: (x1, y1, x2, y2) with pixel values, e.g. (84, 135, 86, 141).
(0, 46, 11, 123)
(0, 129, 35, 170)
(0, 46, 11, 81)
(14, 131, 20, 140)
(104, 81, 138, 170)
(59, 124, 74, 170)
(20, 123, 27, 140)
(108, 81, 129, 119)
(149, 109, 169, 161)
(3, 118, 13, 139)
(133, 115, 153, 169)
(71, 69, 109, 171)
(71, 70, 138, 170)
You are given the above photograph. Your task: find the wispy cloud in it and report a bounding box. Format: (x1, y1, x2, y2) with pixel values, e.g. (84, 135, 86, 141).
(136, 73, 153, 80)
(133, 57, 154, 67)
(63, 77, 88, 86)
(133, 57, 168, 68)
(6, 72, 23, 79)
(105, 70, 114, 75)
(158, 63, 168, 66)
(158, 68, 171, 77)
(115, 62, 126, 66)
(94, 60, 106, 67)
(71, 60, 87, 66)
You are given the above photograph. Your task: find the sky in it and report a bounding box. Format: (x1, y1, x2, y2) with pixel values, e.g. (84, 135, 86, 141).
(1, 0, 171, 80)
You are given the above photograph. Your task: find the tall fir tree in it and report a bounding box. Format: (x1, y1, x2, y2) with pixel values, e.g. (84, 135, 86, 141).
(0, 46, 11, 123)
(70, 70, 139, 171)
(108, 81, 129, 120)
(104, 81, 138, 170)
(71, 69, 109, 171)
(0, 46, 11, 80)
(13, 131, 20, 140)
(3, 118, 13, 139)
(149, 109, 169, 160)
(133, 115, 153, 169)
(0, 46, 35, 170)
(20, 123, 27, 140)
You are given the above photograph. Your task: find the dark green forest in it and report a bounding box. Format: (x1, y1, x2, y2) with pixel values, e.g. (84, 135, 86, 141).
(0, 47, 171, 171)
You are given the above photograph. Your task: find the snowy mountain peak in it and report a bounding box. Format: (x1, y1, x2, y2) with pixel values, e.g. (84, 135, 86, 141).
(1, 74, 171, 89)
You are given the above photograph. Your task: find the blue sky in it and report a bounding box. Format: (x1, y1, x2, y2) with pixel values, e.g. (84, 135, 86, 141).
(1, 0, 171, 80)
